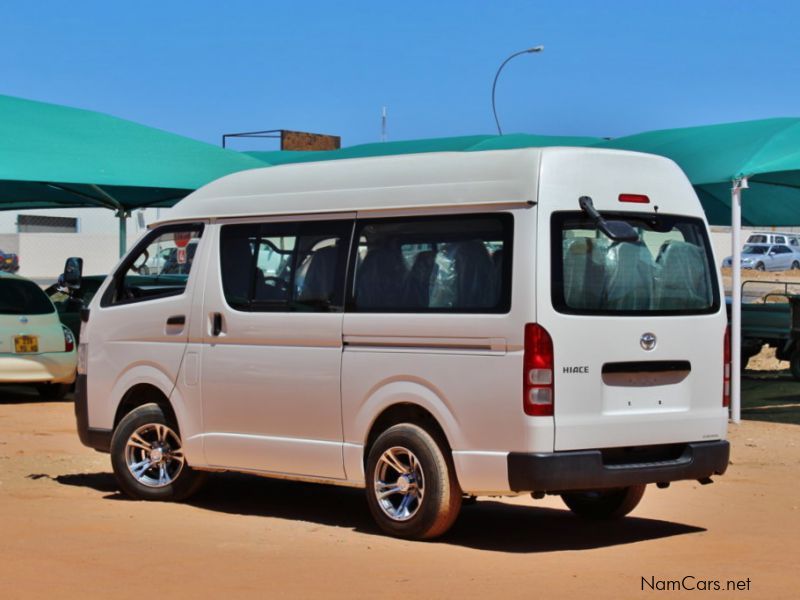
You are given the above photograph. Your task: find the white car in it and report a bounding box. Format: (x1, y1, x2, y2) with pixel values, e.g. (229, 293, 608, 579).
(0, 272, 77, 398)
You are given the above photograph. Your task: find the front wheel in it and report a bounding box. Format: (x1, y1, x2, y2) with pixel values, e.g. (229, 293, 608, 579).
(792, 261, 800, 270)
(755, 262, 766, 271)
(110, 403, 205, 501)
(561, 484, 646, 520)
(365, 424, 462, 539)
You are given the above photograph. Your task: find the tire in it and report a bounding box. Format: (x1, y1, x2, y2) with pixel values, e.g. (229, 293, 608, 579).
(756, 262, 765, 271)
(36, 383, 70, 400)
(790, 349, 800, 382)
(365, 423, 462, 539)
(110, 403, 205, 501)
(792, 261, 800, 270)
(561, 484, 646, 520)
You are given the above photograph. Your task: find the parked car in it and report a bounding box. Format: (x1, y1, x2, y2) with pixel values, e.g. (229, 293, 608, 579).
(726, 285, 800, 378)
(45, 275, 106, 343)
(0, 271, 77, 399)
(73, 148, 729, 540)
(745, 231, 800, 248)
(0, 248, 19, 273)
(721, 243, 800, 271)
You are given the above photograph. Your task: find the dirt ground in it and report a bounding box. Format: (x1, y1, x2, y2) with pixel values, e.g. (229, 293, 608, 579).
(0, 385, 798, 599)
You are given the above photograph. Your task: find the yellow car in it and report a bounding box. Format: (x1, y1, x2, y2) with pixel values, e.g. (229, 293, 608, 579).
(0, 272, 77, 399)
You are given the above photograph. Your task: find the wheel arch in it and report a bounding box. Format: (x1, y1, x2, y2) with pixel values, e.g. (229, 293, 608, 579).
(114, 383, 179, 433)
(364, 402, 453, 466)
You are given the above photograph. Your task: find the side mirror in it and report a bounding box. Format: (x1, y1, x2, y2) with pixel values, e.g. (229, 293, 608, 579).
(63, 257, 83, 290)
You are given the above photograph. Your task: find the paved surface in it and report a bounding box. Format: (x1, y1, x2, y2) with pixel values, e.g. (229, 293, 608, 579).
(0, 385, 797, 599)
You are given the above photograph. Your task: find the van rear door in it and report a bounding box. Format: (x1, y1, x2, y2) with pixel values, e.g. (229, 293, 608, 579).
(532, 149, 729, 452)
(539, 208, 728, 452)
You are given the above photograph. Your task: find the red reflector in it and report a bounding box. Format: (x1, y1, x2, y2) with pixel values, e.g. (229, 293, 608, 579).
(619, 194, 650, 204)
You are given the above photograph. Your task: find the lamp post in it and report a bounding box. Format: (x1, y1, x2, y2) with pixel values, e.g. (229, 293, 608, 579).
(491, 46, 544, 135)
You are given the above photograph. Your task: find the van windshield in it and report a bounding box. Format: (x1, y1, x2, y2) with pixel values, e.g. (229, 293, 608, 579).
(552, 212, 719, 315)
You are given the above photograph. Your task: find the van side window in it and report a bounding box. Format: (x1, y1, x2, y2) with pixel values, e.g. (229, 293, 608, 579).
(349, 214, 512, 313)
(102, 225, 203, 307)
(219, 220, 351, 312)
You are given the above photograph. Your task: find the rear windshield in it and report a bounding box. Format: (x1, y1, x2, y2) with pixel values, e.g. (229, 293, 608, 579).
(0, 278, 55, 315)
(552, 212, 719, 315)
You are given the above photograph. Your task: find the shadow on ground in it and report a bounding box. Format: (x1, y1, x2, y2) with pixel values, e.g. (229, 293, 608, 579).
(741, 370, 800, 425)
(49, 470, 704, 553)
(0, 384, 73, 405)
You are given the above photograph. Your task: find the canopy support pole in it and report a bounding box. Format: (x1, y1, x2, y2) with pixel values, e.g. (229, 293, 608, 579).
(730, 177, 747, 424)
(117, 210, 130, 257)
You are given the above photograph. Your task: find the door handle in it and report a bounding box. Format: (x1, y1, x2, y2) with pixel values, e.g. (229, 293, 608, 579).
(166, 315, 186, 326)
(212, 312, 223, 336)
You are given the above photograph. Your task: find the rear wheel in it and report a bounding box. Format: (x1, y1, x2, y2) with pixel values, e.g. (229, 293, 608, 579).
(35, 383, 70, 400)
(561, 484, 646, 519)
(110, 403, 205, 501)
(365, 423, 462, 539)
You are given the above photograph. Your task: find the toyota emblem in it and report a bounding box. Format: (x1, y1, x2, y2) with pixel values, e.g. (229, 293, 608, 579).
(640, 332, 656, 351)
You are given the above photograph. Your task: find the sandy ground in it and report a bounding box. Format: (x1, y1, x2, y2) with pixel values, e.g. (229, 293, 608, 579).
(0, 387, 798, 600)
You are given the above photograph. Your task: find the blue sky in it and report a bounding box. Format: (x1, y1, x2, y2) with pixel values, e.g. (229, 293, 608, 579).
(2, 1, 799, 149)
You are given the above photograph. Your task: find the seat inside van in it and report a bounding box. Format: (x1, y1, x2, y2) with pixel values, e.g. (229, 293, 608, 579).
(654, 240, 710, 310)
(603, 241, 655, 311)
(562, 237, 608, 310)
(356, 245, 407, 308)
(298, 245, 339, 305)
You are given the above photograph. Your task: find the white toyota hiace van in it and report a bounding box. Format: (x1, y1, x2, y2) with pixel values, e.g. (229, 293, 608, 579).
(74, 148, 730, 539)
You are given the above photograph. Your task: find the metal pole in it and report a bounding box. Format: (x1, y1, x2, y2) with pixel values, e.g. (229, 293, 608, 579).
(118, 211, 129, 258)
(730, 177, 747, 424)
(491, 46, 544, 135)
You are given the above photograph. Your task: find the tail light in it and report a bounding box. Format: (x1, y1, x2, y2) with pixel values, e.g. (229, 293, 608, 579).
(723, 325, 731, 408)
(62, 326, 75, 353)
(523, 323, 554, 416)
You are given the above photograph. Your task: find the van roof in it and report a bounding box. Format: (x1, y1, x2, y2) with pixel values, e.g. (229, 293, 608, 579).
(157, 147, 690, 224)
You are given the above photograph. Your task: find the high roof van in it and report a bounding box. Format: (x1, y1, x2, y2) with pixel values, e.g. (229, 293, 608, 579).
(72, 148, 729, 539)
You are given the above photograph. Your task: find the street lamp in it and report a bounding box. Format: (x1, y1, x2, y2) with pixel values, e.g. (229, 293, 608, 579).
(491, 45, 544, 135)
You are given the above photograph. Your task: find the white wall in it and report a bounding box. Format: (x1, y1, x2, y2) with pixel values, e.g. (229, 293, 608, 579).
(0, 207, 173, 279)
(14, 232, 145, 279)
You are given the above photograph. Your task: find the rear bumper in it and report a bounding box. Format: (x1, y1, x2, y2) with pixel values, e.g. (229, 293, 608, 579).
(74, 374, 112, 452)
(507, 440, 730, 493)
(0, 352, 76, 384)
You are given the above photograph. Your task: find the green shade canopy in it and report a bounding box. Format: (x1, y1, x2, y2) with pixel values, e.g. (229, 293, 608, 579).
(0, 94, 265, 211)
(245, 133, 600, 166)
(595, 118, 800, 226)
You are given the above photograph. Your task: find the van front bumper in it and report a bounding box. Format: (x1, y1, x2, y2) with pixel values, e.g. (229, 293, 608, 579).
(507, 440, 730, 493)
